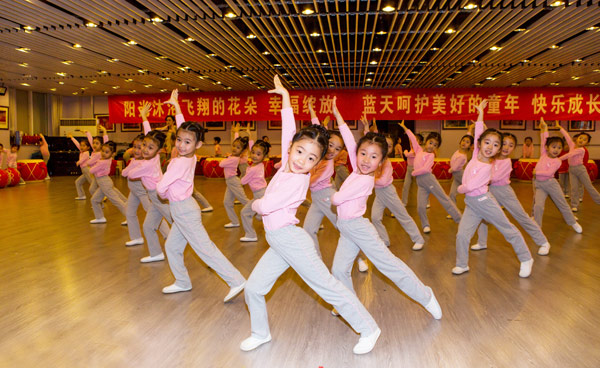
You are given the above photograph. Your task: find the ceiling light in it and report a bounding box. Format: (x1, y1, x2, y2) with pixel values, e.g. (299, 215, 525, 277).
(454, 70, 462, 74)
(526, 77, 534, 80)
(376, 30, 387, 35)
(324, 72, 332, 75)
(16, 47, 30, 53)
(550, 82, 559, 86)
(98, 70, 108, 74)
(572, 76, 580, 80)
(179, 83, 187, 86)
(302, 8, 314, 15)
(550, 1, 564, 7)
(549, 44, 559, 49)
(486, 77, 495, 80)
(430, 47, 440, 51)
(367, 71, 374, 75)
(145, 84, 152, 88)
(90, 80, 97, 84)
(129, 90, 136, 93)
(499, 70, 509, 74)
(215, 81, 222, 84)
(474, 82, 482, 86)
(21, 83, 30, 86)
(366, 78, 372, 82)
(310, 32, 320, 37)
(544, 70, 556, 73)
(80, 87, 87, 90)
(321, 62, 328, 66)
(207, 53, 217, 57)
(138, 69, 147, 73)
(150, 17, 163, 23)
(522, 59, 530, 63)
(463, 3, 477, 9)
(50, 88, 56, 91)
(489, 46, 502, 51)
(161, 77, 170, 80)
(472, 60, 479, 63)
(72, 44, 82, 48)
(184, 37, 195, 42)
(72, 92, 78, 95)
(370, 61, 378, 65)
(382, 5, 395, 12)
(316, 49, 324, 53)
(273, 63, 281, 67)
(246, 34, 256, 39)
(56, 72, 67, 76)
(19, 62, 28, 67)
(512, 83, 520, 86)
(590, 82, 599, 86)
(327, 79, 334, 82)
(107, 58, 119, 62)
(446, 77, 454, 81)
(85, 22, 97, 28)
(58, 81, 65, 85)
(179, 66, 190, 71)
(160, 88, 168, 92)
(112, 86, 119, 89)
(419, 61, 428, 64)
(515, 28, 527, 32)
(587, 26, 598, 31)
(24, 26, 35, 31)
(594, 69, 600, 72)
(574, 59, 582, 62)
(127, 40, 137, 45)
(445, 29, 456, 34)
(125, 78, 133, 82)
(155, 56, 167, 60)
(225, 65, 234, 69)
(62, 60, 73, 65)
(225, 11, 237, 18)
(373, 47, 382, 52)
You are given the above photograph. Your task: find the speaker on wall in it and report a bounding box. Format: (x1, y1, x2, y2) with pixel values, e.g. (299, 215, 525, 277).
(0, 86, 6, 96)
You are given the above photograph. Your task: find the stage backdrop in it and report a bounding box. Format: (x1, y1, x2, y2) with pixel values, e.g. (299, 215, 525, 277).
(108, 88, 600, 123)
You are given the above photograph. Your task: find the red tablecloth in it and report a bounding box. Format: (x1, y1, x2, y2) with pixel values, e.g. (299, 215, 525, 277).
(432, 159, 452, 180)
(203, 157, 226, 178)
(389, 158, 407, 179)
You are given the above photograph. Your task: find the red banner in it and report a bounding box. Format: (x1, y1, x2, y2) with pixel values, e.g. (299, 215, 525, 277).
(107, 88, 600, 123)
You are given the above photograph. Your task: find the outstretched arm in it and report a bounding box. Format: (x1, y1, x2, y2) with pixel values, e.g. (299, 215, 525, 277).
(141, 102, 152, 135)
(333, 96, 357, 171)
(268, 75, 295, 169)
(163, 90, 184, 128)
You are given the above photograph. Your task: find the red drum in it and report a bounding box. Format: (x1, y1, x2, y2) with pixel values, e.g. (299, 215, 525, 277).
(109, 159, 117, 176)
(203, 158, 225, 178)
(514, 159, 538, 181)
(0, 169, 8, 188)
(432, 159, 452, 180)
(6, 168, 21, 186)
(389, 158, 407, 179)
(585, 160, 598, 182)
(17, 159, 47, 181)
(264, 159, 275, 177)
(195, 156, 207, 176)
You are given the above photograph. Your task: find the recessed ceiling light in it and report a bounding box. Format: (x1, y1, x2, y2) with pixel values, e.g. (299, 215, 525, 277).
(446, 77, 454, 81)
(322, 62, 328, 66)
(273, 63, 281, 67)
(207, 53, 217, 57)
(367, 71, 374, 75)
(500, 70, 509, 74)
(549, 44, 560, 49)
(62, 60, 73, 65)
(24, 26, 35, 31)
(179, 66, 190, 71)
(72, 43, 82, 48)
(526, 77, 534, 80)
(80, 87, 87, 90)
(587, 26, 598, 31)
(366, 78, 372, 82)
(72, 92, 78, 95)
(472, 60, 479, 63)
(486, 77, 495, 80)
(574, 59, 583, 62)
(376, 30, 387, 35)
(225, 12, 237, 18)
(262, 51, 270, 55)
(21, 83, 30, 86)
(216, 81, 222, 84)
(155, 55, 168, 60)
(16, 47, 30, 53)
(430, 47, 440, 51)
(550, 82, 559, 86)
(594, 69, 600, 72)
(572, 76, 580, 80)
(373, 47, 382, 52)
(454, 70, 462, 74)
(474, 82, 482, 86)
(50, 88, 56, 91)
(85, 22, 97, 28)
(246, 34, 256, 39)
(550, 1, 564, 7)
(370, 61, 378, 65)
(58, 81, 65, 85)
(125, 78, 133, 82)
(463, 3, 477, 10)
(138, 69, 147, 73)
(512, 83, 520, 86)
(161, 77, 170, 80)
(489, 46, 502, 51)
(107, 58, 119, 62)
(382, 5, 395, 12)
(226, 65, 234, 68)
(90, 80, 97, 84)
(316, 49, 324, 53)
(522, 59, 530, 63)
(419, 61, 428, 64)
(445, 29, 456, 34)
(302, 8, 314, 15)
(130, 90, 136, 93)
(590, 82, 599, 85)
(160, 88, 168, 92)
(515, 28, 527, 32)
(19, 62, 28, 67)
(145, 84, 152, 88)
(310, 32, 320, 37)
(544, 70, 556, 73)
(127, 40, 137, 45)
(103, 91, 108, 94)
(98, 70, 108, 74)
(112, 86, 119, 89)
(184, 37, 195, 42)
(324, 72, 332, 76)
(150, 17, 163, 23)
(56, 72, 67, 76)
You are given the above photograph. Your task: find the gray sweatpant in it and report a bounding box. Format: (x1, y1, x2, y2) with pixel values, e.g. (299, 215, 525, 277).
(476, 185, 548, 247)
(371, 184, 424, 246)
(456, 192, 532, 268)
(570, 164, 600, 209)
(303, 187, 338, 254)
(332, 217, 431, 306)
(126, 180, 151, 240)
(558, 172, 570, 196)
(75, 166, 93, 197)
(534, 178, 577, 227)
(241, 188, 266, 239)
(91, 176, 127, 219)
(244, 225, 379, 339)
(402, 165, 414, 205)
(334, 165, 350, 190)
(193, 190, 212, 209)
(449, 170, 464, 204)
(416, 173, 462, 228)
(143, 190, 171, 257)
(165, 197, 246, 289)
(224, 176, 249, 225)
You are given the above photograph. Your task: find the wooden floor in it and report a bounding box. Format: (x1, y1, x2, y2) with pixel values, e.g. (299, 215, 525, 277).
(1, 176, 599, 368)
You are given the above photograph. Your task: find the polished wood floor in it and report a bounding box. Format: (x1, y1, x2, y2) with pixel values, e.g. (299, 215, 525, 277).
(1, 177, 599, 368)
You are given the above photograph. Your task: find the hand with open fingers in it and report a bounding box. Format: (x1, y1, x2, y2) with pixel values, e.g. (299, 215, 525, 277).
(164, 89, 179, 106)
(141, 102, 152, 120)
(268, 75, 287, 95)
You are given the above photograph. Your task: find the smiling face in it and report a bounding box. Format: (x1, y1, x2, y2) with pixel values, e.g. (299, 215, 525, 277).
(357, 142, 384, 175)
(325, 135, 344, 160)
(478, 133, 502, 162)
(286, 138, 322, 174)
(424, 138, 439, 153)
(547, 141, 563, 158)
(176, 129, 201, 158)
(231, 141, 243, 156)
(142, 137, 160, 159)
(501, 137, 516, 158)
(576, 134, 589, 147)
(92, 138, 102, 152)
(250, 145, 266, 164)
(132, 140, 143, 159)
(100, 145, 113, 159)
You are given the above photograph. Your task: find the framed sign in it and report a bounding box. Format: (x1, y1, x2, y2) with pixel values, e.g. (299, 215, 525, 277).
(267, 120, 281, 130)
(204, 121, 226, 131)
(121, 123, 142, 132)
(568, 120, 595, 132)
(95, 114, 115, 132)
(443, 120, 468, 130)
(0, 106, 8, 130)
(499, 120, 527, 130)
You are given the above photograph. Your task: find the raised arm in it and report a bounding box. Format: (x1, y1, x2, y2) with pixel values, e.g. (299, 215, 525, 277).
(84, 130, 94, 147)
(333, 96, 357, 171)
(97, 126, 109, 143)
(163, 90, 185, 129)
(308, 102, 320, 126)
(398, 121, 422, 155)
(268, 75, 295, 168)
(141, 102, 152, 135)
(471, 100, 487, 158)
(539, 118, 548, 157)
(68, 134, 81, 150)
(360, 116, 370, 136)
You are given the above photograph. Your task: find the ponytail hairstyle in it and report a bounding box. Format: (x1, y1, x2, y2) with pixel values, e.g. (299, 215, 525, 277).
(426, 132, 442, 147)
(146, 130, 167, 148)
(253, 139, 271, 156)
(291, 124, 330, 160)
(233, 135, 250, 151)
(102, 140, 117, 154)
(178, 121, 205, 144)
(357, 132, 389, 160)
(133, 134, 146, 144)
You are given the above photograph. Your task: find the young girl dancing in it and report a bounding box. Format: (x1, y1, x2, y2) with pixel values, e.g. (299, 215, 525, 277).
(69, 134, 92, 200)
(302, 102, 343, 253)
(532, 119, 582, 233)
(565, 131, 600, 211)
(239, 140, 270, 242)
(401, 133, 423, 205)
(448, 133, 474, 205)
(85, 127, 108, 196)
(121, 134, 150, 245)
(157, 90, 246, 298)
(472, 133, 552, 255)
(219, 125, 250, 228)
(398, 124, 461, 233)
(89, 141, 128, 224)
(371, 133, 425, 251)
(126, 110, 172, 263)
(453, 101, 534, 278)
(242, 76, 381, 355)
(329, 97, 441, 324)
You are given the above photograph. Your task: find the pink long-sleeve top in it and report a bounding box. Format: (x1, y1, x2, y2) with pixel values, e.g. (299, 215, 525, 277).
(252, 107, 309, 231)
(563, 130, 586, 166)
(234, 131, 254, 165)
(241, 162, 267, 192)
(406, 130, 433, 176)
(85, 132, 108, 168)
(126, 155, 163, 191)
(331, 122, 374, 219)
(536, 130, 574, 181)
(89, 159, 111, 177)
(457, 120, 492, 196)
(70, 137, 90, 167)
(309, 159, 334, 191)
(374, 159, 393, 188)
(404, 150, 415, 166)
(219, 155, 241, 178)
(450, 150, 468, 172)
(6, 152, 17, 168)
(121, 158, 143, 178)
(490, 158, 512, 186)
(522, 144, 534, 158)
(334, 150, 348, 167)
(39, 136, 49, 157)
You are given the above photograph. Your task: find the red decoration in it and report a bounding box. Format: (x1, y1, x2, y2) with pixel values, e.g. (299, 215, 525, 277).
(432, 159, 452, 180)
(585, 161, 598, 182)
(0, 170, 8, 188)
(203, 158, 225, 178)
(389, 159, 407, 179)
(6, 168, 21, 186)
(514, 159, 537, 181)
(17, 160, 47, 181)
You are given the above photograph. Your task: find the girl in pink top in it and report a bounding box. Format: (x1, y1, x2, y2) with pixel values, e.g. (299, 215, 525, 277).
(448, 133, 474, 205)
(472, 132, 551, 255)
(398, 123, 461, 233)
(242, 76, 380, 355)
(68, 134, 92, 199)
(532, 119, 582, 233)
(566, 131, 600, 210)
(303, 102, 344, 254)
(401, 133, 423, 205)
(219, 124, 250, 228)
(453, 101, 534, 278)
(38, 134, 51, 180)
(156, 90, 246, 299)
(6, 144, 25, 184)
(394, 137, 403, 157)
(239, 140, 270, 242)
(89, 141, 128, 224)
(328, 97, 442, 326)
(522, 136, 534, 158)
